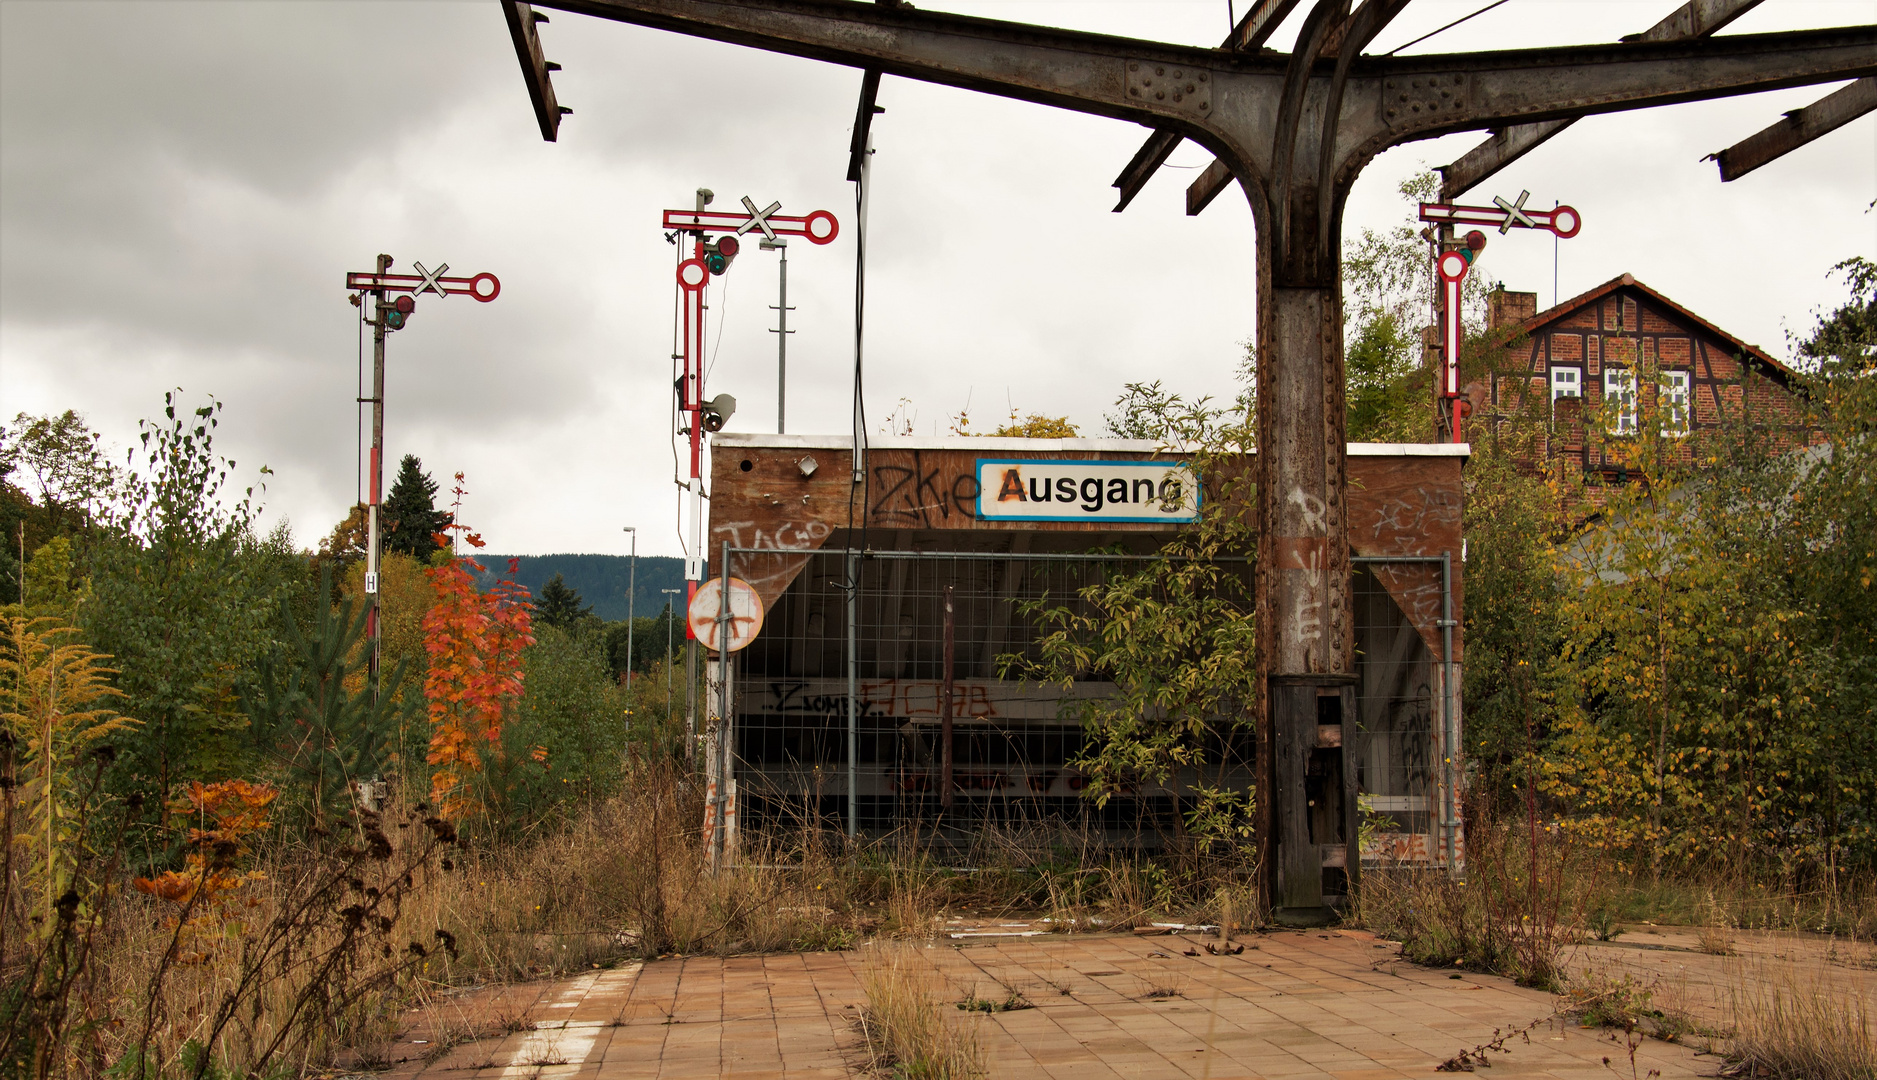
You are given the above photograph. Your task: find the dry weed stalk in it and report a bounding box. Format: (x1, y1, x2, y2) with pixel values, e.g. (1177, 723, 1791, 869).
(859, 945, 984, 1080)
(1723, 953, 1875, 1080)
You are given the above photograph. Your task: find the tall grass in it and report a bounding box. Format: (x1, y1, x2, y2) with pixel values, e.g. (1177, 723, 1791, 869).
(1724, 955, 1876, 1080)
(1355, 802, 1574, 989)
(859, 946, 984, 1080)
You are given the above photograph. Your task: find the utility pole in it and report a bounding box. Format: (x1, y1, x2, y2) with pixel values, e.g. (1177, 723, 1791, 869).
(623, 526, 637, 687)
(761, 237, 793, 432)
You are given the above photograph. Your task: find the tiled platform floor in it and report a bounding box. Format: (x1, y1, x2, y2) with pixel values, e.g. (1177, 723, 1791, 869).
(384, 928, 1723, 1078)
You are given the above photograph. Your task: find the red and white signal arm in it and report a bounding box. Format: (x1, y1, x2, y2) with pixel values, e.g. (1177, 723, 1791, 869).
(687, 576, 765, 653)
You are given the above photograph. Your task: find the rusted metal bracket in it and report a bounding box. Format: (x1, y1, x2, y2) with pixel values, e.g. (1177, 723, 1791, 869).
(1110, 0, 1307, 212)
(502, 0, 570, 142)
(1708, 76, 1877, 181)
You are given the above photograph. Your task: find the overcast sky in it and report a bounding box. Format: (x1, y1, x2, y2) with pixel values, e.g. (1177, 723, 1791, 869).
(3, 0, 1873, 560)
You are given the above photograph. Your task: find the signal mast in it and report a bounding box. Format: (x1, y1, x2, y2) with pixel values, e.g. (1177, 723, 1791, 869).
(662, 190, 838, 583)
(660, 189, 838, 755)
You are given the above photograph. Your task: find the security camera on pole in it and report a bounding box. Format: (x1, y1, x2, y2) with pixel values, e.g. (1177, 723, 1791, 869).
(344, 257, 501, 701)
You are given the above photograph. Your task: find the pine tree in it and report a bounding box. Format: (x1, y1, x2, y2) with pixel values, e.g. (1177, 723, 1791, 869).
(382, 455, 452, 557)
(535, 573, 592, 630)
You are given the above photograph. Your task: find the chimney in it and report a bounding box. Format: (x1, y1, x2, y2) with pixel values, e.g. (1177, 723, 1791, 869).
(1489, 288, 1538, 332)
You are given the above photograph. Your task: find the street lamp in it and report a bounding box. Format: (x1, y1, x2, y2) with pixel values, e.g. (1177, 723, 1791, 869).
(760, 236, 792, 432)
(622, 526, 637, 688)
(660, 587, 683, 718)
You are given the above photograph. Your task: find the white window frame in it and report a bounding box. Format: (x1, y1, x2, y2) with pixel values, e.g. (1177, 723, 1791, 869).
(1605, 367, 1637, 435)
(1550, 366, 1582, 402)
(1661, 370, 1690, 435)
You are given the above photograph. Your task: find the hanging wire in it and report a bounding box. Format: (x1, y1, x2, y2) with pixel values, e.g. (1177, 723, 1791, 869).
(705, 272, 731, 379)
(1385, 0, 1511, 55)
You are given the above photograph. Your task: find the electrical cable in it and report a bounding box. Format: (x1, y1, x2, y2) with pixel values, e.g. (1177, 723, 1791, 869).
(705, 272, 731, 380)
(1384, 0, 1510, 55)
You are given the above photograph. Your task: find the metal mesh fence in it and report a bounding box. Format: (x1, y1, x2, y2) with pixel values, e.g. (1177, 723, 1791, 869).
(714, 541, 1449, 857)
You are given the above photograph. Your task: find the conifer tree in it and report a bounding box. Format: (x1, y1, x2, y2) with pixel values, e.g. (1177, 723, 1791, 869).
(382, 454, 452, 557)
(535, 573, 592, 630)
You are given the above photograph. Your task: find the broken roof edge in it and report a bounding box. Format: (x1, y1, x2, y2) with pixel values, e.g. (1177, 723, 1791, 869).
(712, 432, 1471, 457)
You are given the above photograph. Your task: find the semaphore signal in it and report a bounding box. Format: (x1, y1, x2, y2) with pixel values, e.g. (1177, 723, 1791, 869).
(343, 254, 502, 702)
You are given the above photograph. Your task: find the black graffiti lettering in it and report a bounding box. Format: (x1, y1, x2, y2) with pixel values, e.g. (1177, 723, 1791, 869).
(952, 472, 981, 519)
(913, 455, 947, 521)
(870, 466, 914, 520)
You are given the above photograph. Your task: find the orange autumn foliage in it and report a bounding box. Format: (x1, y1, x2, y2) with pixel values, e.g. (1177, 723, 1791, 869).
(134, 779, 278, 961)
(421, 477, 534, 819)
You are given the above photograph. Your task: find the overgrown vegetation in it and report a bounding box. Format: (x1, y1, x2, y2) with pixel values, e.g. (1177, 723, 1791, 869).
(0, 180, 1870, 1078)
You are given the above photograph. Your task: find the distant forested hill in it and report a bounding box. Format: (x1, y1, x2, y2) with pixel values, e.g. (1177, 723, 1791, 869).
(472, 554, 686, 622)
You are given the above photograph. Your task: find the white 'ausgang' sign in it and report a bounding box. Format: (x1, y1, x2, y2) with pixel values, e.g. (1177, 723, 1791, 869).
(974, 458, 1200, 524)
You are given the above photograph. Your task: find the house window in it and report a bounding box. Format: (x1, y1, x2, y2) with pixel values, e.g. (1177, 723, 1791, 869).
(1661, 370, 1690, 435)
(1605, 368, 1637, 435)
(1550, 366, 1582, 402)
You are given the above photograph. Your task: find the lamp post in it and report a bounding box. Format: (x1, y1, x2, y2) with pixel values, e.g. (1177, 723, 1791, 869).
(622, 527, 637, 687)
(660, 587, 683, 719)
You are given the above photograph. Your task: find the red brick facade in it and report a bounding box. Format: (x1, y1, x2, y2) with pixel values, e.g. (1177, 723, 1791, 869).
(1480, 274, 1814, 489)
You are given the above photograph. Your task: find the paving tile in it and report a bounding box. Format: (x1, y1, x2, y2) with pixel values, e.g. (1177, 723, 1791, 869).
(380, 928, 1746, 1080)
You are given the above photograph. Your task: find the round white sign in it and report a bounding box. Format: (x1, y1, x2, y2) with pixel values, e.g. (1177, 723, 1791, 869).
(686, 577, 765, 653)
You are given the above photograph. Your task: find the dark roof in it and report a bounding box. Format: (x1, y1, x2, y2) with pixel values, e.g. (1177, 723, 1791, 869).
(1512, 273, 1799, 383)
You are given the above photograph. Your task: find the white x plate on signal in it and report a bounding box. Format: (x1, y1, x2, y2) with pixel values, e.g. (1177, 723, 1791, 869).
(735, 197, 782, 240)
(410, 260, 450, 298)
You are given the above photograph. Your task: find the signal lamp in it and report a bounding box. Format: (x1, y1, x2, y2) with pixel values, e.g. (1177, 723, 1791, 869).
(704, 235, 740, 275)
(701, 392, 737, 432)
(382, 294, 416, 331)
(1461, 230, 1488, 264)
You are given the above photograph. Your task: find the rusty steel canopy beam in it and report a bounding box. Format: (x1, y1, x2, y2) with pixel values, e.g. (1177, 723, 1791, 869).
(503, 0, 570, 142)
(525, 1, 1875, 169)
(1438, 0, 1764, 201)
(1627, 0, 1764, 43)
(1112, 0, 1318, 212)
(1708, 76, 1877, 181)
(1186, 158, 1235, 215)
(1112, 129, 1183, 211)
(1235, 0, 1309, 53)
